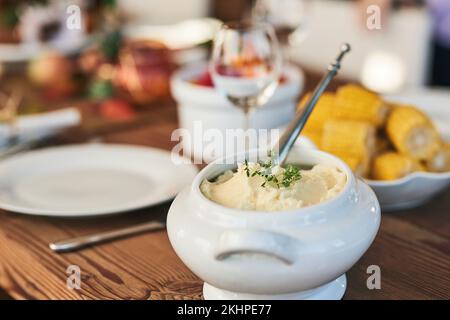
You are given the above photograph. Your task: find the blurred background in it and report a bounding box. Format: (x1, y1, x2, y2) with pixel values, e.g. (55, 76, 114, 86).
(0, 0, 450, 162)
(0, 0, 447, 123)
(0, 0, 449, 302)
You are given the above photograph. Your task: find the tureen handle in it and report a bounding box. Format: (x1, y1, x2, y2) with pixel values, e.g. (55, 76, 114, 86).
(214, 229, 299, 265)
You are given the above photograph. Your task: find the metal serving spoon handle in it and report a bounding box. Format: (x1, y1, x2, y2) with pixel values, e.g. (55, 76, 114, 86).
(273, 43, 351, 166)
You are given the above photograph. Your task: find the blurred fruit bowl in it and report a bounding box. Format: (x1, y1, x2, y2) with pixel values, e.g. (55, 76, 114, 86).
(113, 40, 173, 105)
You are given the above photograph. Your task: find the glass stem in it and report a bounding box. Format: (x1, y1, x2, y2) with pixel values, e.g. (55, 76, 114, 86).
(243, 106, 254, 154)
(282, 43, 291, 65)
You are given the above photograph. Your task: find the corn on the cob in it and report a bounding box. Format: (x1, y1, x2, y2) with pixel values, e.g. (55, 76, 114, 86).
(335, 84, 389, 127)
(425, 143, 450, 172)
(297, 92, 336, 132)
(372, 152, 423, 180)
(336, 154, 370, 177)
(321, 120, 376, 159)
(301, 127, 322, 147)
(386, 105, 440, 160)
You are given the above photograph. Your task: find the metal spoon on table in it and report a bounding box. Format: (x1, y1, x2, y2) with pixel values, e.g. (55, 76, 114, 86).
(273, 43, 351, 165)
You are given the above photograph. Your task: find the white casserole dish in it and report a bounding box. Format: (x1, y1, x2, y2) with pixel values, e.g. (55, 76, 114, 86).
(167, 147, 381, 300)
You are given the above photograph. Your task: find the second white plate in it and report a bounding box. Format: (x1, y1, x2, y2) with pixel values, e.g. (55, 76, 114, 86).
(0, 144, 198, 217)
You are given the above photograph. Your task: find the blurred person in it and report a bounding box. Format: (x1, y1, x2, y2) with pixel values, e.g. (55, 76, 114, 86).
(359, 0, 450, 87)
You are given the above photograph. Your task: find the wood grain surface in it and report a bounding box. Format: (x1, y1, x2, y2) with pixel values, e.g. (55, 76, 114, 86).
(0, 73, 449, 300)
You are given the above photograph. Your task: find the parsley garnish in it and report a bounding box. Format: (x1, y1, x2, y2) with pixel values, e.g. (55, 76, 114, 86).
(244, 159, 250, 177)
(281, 165, 301, 187)
(242, 157, 301, 188)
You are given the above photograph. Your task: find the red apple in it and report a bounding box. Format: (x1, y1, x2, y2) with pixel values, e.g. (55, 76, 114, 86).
(28, 51, 74, 86)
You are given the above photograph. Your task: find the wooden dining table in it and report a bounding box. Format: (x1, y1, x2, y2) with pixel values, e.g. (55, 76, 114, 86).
(0, 70, 449, 300)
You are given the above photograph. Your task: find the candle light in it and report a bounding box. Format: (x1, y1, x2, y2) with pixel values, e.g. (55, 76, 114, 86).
(361, 51, 405, 93)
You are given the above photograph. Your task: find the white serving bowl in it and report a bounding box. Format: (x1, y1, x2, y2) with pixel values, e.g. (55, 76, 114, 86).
(167, 147, 381, 300)
(171, 63, 304, 162)
(369, 89, 450, 211)
(293, 137, 450, 212)
(367, 172, 450, 211)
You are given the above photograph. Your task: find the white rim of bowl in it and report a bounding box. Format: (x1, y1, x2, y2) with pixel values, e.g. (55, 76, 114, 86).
(191, 148, 355, 218)
(366, 170, 450, 187)
(171, 62, 303, 93)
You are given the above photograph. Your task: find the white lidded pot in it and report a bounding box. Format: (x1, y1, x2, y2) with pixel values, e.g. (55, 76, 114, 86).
(171, 63, 304, 163)
(167, 147, 381, 300)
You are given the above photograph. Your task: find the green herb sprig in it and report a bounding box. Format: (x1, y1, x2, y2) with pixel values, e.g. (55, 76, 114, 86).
(243, 157, 301, 188)
(281, 165, 301, 188)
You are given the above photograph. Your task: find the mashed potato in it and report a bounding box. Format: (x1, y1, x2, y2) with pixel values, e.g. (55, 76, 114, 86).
(200, 163, 346, 211)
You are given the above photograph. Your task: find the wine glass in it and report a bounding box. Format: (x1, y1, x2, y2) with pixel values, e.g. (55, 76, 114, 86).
(252, 0, 310, 50)
(210, 21, 282, 133)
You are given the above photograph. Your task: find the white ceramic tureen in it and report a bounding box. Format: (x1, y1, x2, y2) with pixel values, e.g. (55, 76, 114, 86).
(167, 147, 381, 300)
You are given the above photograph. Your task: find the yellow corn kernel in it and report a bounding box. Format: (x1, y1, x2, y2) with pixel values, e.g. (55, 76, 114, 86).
(386, 105, 440, 160)
(321, 120, 376, 158)
(297, 92, 336, 132)
(372, 152, 423, 180)
(336, 154, 370, 178)
(302, 127, 322, 147)
(335, 84, 389, 127)
(425, 143, 450, 172)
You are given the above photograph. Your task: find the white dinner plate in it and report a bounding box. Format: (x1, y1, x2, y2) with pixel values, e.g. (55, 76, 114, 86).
(0, 144, 198, 217)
